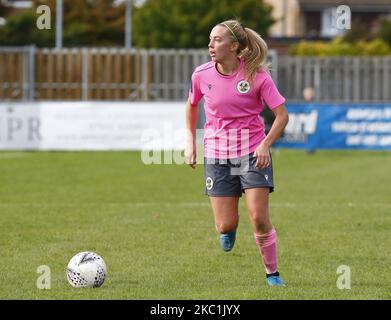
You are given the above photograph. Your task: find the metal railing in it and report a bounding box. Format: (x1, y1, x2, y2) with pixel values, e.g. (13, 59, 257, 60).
(278, 56, 391, 102)
(1, 46, 390, 102)
(0, 46, 278, 101)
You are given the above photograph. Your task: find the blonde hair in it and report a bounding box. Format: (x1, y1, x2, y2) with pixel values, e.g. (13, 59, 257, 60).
(218, 20, 270, 83)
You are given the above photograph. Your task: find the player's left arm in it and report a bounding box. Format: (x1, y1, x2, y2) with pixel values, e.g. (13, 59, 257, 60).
(254, 104, 289, 168)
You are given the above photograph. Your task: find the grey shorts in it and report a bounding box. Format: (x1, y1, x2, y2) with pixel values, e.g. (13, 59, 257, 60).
(204, 153, 274, 197)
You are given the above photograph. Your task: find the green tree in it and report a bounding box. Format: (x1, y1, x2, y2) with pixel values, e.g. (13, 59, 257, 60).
(0, 0, 125, 47)
(133, 0, 274, 48)
(0, 9, 54, 46)
(0, 0, 274, 48)
(61, 0, 125, 46)
(378, 18, 391, 47)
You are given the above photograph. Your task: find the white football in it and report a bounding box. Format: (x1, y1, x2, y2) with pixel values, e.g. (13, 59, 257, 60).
(66, 251, 107, 288)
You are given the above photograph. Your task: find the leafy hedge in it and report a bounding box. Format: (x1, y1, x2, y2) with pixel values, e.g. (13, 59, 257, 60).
(288, 37, 391, 56)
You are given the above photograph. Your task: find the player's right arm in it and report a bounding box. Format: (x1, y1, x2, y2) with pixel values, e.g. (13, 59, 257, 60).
(185, 98, 198, 169)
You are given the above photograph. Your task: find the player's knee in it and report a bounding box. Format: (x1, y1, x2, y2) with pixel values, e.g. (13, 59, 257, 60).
(248, 213, 271, 232)
(255, 222, 272, 234)
(248, 209, 268, 224)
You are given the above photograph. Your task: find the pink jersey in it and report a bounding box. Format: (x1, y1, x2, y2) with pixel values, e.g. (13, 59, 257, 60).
(189, 58, 285, 159)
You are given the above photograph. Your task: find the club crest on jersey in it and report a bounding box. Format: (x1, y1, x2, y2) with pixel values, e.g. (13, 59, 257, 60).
(237, 80, 250, 94)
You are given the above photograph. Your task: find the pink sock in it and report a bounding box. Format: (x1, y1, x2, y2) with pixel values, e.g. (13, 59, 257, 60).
(254, 228, 278, 274)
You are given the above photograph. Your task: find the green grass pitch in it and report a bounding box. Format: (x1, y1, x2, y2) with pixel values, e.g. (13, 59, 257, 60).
(0, 149, 390, 299)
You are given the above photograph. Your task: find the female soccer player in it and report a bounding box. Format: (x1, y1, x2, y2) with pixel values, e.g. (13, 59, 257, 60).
(185, 20, 289, 286)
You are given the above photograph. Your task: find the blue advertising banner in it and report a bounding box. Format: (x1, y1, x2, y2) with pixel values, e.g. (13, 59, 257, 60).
(275, 103, 391, 150)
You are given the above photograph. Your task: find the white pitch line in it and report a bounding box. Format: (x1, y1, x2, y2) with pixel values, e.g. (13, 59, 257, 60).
(0, 202, 209, 208)
(0, 153, 31, 159)
(0, 202, 390, 208)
